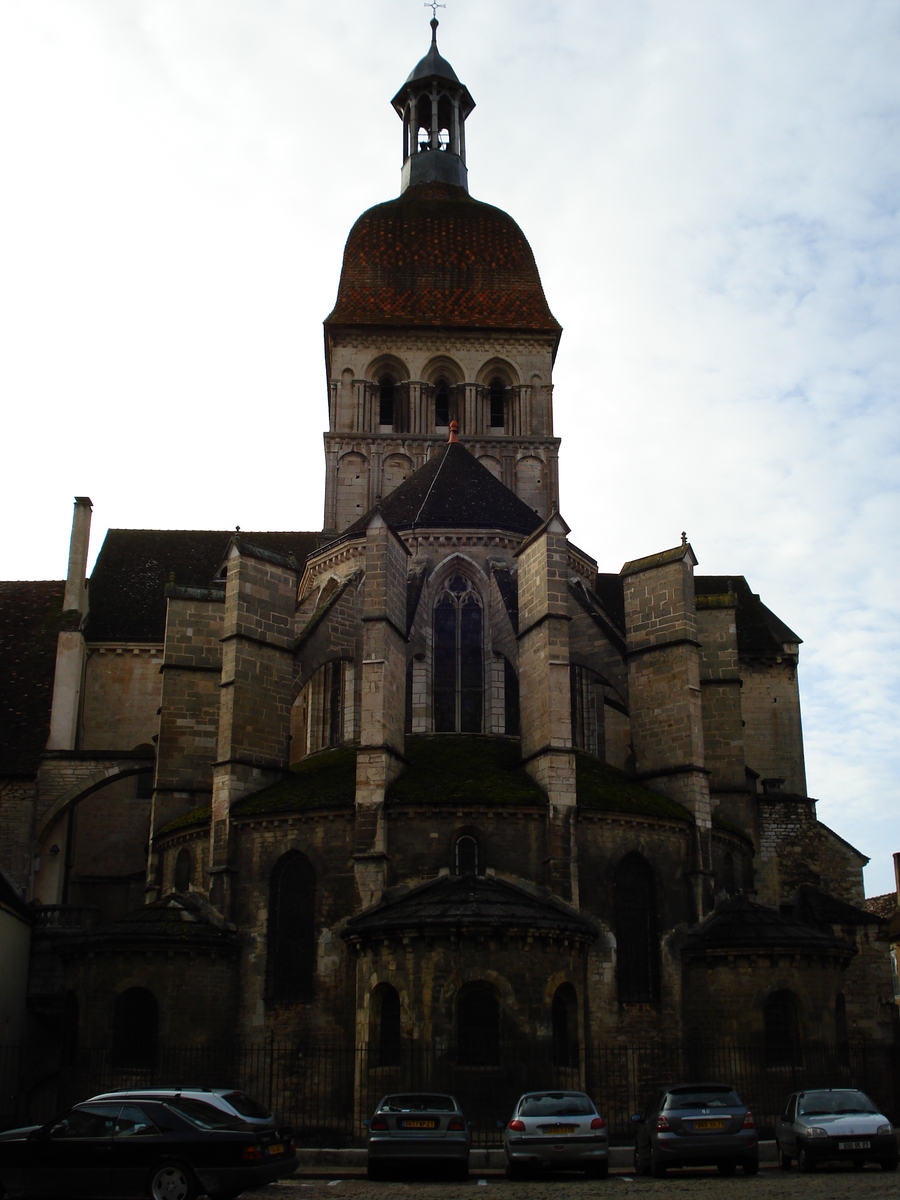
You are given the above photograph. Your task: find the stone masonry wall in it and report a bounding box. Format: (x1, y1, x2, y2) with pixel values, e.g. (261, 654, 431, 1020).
(741, 659, 807, 795)
(81, 646, 163, 751)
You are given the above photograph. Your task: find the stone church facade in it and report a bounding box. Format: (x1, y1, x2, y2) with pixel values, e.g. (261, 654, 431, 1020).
(1, 22, 896, 1078)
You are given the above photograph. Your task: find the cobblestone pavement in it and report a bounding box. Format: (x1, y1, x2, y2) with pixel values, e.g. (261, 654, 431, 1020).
(237, 1166, 898, 1200)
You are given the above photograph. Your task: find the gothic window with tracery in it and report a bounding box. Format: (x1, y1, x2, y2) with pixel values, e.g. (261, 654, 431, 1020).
(433, 575, 483, 733)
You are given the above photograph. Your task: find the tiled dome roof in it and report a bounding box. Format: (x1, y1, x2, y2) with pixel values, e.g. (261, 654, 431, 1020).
(325, 182, 561, 346)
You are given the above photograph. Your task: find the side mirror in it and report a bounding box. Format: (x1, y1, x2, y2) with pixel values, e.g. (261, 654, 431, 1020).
(496, 1119, 505, 1131)
(468, 1120, 476, 1130)
(630, 1113, 642, 1123)
(363, 1119, 370, 1128)
(27, 1128, 44, 1142)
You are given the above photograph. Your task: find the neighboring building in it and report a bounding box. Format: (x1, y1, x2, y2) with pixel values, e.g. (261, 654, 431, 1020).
(1, 20, 896, 1074)
(868, 854, 900, 1010)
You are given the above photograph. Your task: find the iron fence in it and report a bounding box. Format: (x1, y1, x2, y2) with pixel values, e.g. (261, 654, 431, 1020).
(3, 1038, 897, 1146)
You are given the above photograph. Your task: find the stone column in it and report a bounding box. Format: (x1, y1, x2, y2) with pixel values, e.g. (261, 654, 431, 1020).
(516, 513, 578, 906)
(621, 543, 713, 916)
(209, 539, 298, 914)
(354, 510, 409, 909)
(47, 498, 93, 751)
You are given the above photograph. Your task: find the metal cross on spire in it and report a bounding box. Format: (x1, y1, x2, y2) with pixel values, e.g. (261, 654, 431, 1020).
(425, 1, 446, 18)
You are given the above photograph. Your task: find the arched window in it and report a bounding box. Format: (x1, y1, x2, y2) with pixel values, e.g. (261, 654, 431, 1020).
(614, 854, 660, 1004)
(722, 852, 736, 896)
(267, 852, 316, 1004)
(504, 657, 520, 737)
(112, 987, 158, 1068)
(765, 990, 801, 1067)
(437, 95, 453, 151)
(435, 379, 450, 428)
(455, 835, 478, 876)
(376, 984, 402, 1067)
(458, 983, 500, 1066)
(379, 376, 395, 427)
(174, 847, 192, 893)
(570, 664, 602, 754)
(489, 379, 505, 429)
(552, 983, 578, 1069)
(416, 95, 432, 152)
(433, 575, 483, 733)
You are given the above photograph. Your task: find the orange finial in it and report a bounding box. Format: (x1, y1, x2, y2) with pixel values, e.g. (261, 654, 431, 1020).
(448, 419, 459, 443)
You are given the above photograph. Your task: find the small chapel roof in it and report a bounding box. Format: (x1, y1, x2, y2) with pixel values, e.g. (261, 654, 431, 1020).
(343, 872, 597, 945)
(681, 895, 853, 958)
(338, 439, 544, 542)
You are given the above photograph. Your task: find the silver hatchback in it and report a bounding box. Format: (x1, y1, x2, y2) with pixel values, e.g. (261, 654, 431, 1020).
(504, 1090, 609, 1179)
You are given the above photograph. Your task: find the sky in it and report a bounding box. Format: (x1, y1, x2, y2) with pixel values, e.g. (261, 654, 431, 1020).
(0, 1, 897, 895)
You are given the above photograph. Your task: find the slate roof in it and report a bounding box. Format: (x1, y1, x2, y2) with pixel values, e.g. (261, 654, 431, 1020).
(589, 572, 801, 660)
(865, 892, 899, 922)
(339, 441, 544, 543)
(0, 580, 78, 777)
(325, 182, 561, 353)
(695, 575, 801, 657)
(343, 873, 597, 943)
(86, 530, 320, 643)
(794, 885, 879, 928)
(59, 893, 238, 952)
(681, 896, 853, 957)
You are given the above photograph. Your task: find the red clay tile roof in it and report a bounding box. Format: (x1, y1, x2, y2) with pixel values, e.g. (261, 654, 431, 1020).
(325, 182, 561, 350)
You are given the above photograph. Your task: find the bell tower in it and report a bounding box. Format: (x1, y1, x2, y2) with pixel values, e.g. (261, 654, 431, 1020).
(391, 18, 475, 194)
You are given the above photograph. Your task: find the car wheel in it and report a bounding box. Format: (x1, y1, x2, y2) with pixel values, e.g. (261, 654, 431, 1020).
(717, 1160, 736, 1176)
(798, 1147, 816, 1173)
(506, 1161, 525, 1181)
(149, 1162, 196, 1200)
(743, 1158, 759, 1177)
(585, 1161, 609, 1179)
(650, 1151, 667, 1179)
(851, 1159, 865, 1172)
(880, 1156, 898, 1172)
(455, 1161, 469, 1182)
(633, 1147, 642, 1176)
(779, 1148, 792, 1170)
(366, 1160, 383, 1181)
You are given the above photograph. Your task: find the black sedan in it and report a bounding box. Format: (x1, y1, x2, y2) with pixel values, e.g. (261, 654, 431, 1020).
(0, 1094, 297, 1199)
(632, 1083, 759, 1177)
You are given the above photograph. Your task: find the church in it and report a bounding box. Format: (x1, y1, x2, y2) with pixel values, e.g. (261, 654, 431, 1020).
(1, 19, 895, 1107)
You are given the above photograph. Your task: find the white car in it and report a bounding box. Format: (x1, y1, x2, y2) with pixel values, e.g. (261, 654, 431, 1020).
(504, 1090, 609, 1179)
(775, 1088, 897, 1172)
(88, 1087, 277, 1129)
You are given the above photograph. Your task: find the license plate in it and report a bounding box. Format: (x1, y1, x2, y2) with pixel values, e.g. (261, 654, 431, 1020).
(542, 1124, 577, 1135)
(268, 1143, 284, 1155)
(402, 1119, 436, 1129)
(692, 1120, 726, 1131)
(839, 1140, 870, 1150)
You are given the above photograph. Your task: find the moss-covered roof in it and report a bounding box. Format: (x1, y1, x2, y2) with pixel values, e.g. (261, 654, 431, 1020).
(230, 746, 358, 818)
(574, 752, 693, 823)
(157, 804, 212, 837)
(387, 736, 546, 807)
(711, 810, 750, 839)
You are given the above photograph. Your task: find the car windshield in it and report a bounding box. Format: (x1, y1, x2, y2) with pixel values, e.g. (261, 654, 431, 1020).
(381, 1095, 457, 1112)
(519, 1094, 594, 1117)
(798, 1091, 879, 1116)
(666, 1089, 742, 1109)
(164, 1097, 247, 1130)
(221, 1092, 272, 1119)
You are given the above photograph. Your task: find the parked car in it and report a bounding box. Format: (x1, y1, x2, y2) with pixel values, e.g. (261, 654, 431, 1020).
(88, 1087, 277, 1129)
(775, 1088, 897, 1172)
(632, 1083, 758, 1177)
(365, 1092, 472, 1179)
(503, 1090, 609, 1179)
(0, 1093, 297, 1199)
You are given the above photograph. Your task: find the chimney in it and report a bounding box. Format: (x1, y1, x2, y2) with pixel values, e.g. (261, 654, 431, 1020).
(63, 497, 92, 614)
(894, 851, 900, 903)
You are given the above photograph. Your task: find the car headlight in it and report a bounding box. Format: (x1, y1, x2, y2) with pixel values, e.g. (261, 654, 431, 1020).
(877, 1124, 893, 1136)
(805, 1127, 828, 1139)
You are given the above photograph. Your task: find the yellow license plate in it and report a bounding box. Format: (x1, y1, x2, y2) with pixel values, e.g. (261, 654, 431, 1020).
(268, 1143, 284, 1155)
(543, 1124, 577, 1135)
(693, 1120, 725, 1131)
(403, 1120, 436, 1129)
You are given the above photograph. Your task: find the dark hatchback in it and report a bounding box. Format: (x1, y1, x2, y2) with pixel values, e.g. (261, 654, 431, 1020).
(632, 1083, 759, 1177)
(0, 1094, 297, 1200)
